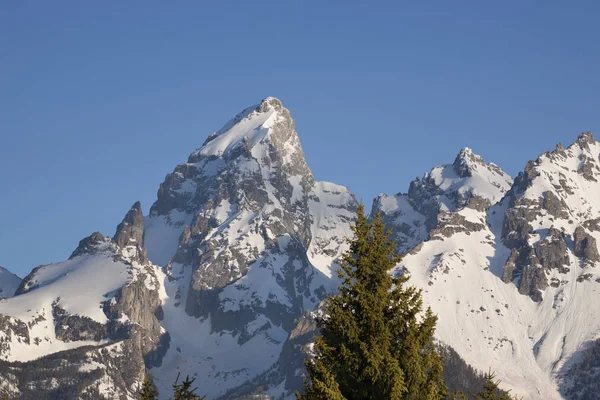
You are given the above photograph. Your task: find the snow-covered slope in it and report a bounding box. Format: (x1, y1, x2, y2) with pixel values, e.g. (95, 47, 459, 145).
(0, 202, 167, 398)
(0, 267, 21, 299)
(375, 133, 600, 399)
(2, 96, 600, 400)
(373, 146, 513, 253)
(0, 97, 356, 400)
(144, 97, 357, 398)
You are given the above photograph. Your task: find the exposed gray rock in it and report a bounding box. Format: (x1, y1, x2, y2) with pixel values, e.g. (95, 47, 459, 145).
(407, 176, 444, 231)
(578, 154, 599, 182)
(512, 160, 540, 194)
(574, 226, 600, 265)
(376, 147, 511, 256)
(0, 314, 29, 359)
(583, 218, 600, 232)
(152, 98, 352, 330)
(518, 255, 548, 303)
(430, 212, 486, 240)
(0, 199, 168, 398)
(453, 147, 486, 178)
(576, 131, 596, 151)
(535, 228, 570, 273)
(465, 195, 492, 212)
(141, 97, 357, 397)
(69, 232, 108, 259)
(543, 191, 570, 220)
(103, 263, 169, 368)
(502, 248, 519, 283)
(113, 201, 149, 265)
(501, 199, 537, 249)
(113, 201, 145, 248)
(554, 142, 567, 158)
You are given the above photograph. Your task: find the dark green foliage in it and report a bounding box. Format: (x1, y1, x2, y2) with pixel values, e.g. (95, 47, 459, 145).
(138, 373, 159, 400)
(0, 345, 106, 399)
(451, 391, 469, 400)
(297, 205, 447, 399)
(560, 338, 600, 400)
(474, 371, 513, 400)
(439, 344, 488, 397)
(171, 373, 205, 399)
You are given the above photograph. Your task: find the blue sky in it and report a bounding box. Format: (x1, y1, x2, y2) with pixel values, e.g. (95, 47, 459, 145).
(2, 1, 600, 276)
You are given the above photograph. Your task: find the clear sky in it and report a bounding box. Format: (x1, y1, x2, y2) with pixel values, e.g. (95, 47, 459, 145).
(2, 1, 600, 277)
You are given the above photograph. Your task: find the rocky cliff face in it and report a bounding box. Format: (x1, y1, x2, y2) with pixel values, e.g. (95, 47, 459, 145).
(0, 97, 356, 400)
(2, 98, 600, 400)
(497, 133, 600, 301)
(372, 147, 513, 253)
(0, 202, 165, 399)
(377, 133, 600, 399)
(141, 97, 356, 398)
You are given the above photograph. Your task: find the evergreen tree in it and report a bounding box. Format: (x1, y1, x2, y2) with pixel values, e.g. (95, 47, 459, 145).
(474, 371, 513, 400)
(451, 391, 469, 400)
(171, 373, 205, 400)
(297, 204, 447, 400)
(138, 373, 159, 400)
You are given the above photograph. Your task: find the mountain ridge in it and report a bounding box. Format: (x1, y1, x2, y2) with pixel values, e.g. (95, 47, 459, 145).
(0, 98, 598, 399)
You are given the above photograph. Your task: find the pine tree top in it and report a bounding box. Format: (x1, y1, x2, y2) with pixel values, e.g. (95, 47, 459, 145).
(298, 204, 447, 400)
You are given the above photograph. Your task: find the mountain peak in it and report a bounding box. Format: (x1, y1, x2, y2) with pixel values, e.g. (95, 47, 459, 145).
(257, 96, 284, 112)
(188, 97, 296, 163)
(452, 147, 486, 178)
(576, 131, 596, 150)
(69, 231, 110, 259)
(113, 201, 144, 248)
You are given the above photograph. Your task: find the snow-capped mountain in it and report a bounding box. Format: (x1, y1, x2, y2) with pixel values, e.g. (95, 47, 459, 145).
(0, 97, 599, 399)
(374, 133, 600, 399)
(0, 202, 167, 398)
(373, 147, 513, 253)
(144, 97, 357, 398)
(0, 97, 356, 399)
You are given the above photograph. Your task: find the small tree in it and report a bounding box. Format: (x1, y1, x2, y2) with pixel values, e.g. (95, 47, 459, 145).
(474, 371, 513, 400)
(171, 373, 205, 400)
(297, 204, 447, 399)
(138, 373, 159, 400)
(452, 391, 469, 400)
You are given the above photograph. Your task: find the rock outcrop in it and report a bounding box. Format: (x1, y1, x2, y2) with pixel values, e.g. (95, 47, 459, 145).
(0, 202, 164, 398)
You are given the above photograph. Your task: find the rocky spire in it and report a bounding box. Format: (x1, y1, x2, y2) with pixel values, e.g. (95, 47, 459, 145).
(576, 131, 595, 150)
(69, 232, 109, 259)
(452, 147, 486, 178)
(113, 201, 145, 248)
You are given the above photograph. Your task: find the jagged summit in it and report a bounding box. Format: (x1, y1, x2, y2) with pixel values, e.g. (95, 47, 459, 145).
(141, 97, 357, 397)
(3, 91, 600, 400)
(188, 96, 298, 161)
(146, 97, 323, 264)
(113, 201, 144, 248)
(69, 231, 110, 260)
(576, 130, 595, 147)
(388, 131, 600, 399)
(452, 147, 487, 178)
(373, 147, 513, 253)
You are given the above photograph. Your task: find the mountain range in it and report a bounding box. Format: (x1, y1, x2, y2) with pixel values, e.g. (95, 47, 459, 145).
(0, 97, 598, 399)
